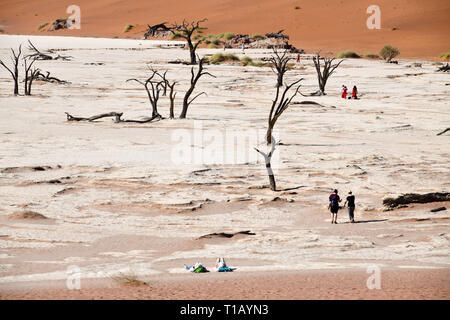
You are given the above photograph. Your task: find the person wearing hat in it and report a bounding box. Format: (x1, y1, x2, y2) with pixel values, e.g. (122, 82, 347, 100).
(344, 191, 356, 223)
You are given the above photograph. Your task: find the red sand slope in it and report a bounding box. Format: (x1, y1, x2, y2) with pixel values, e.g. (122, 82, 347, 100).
(0, 0, 449, 60)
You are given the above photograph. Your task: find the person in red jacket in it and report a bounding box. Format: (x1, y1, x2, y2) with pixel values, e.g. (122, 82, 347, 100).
(341, 85, 347, 99)
(352, 86, 358, 99)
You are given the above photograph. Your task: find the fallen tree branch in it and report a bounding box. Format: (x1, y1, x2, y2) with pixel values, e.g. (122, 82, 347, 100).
(64, 112, 163, 124)
(144, 22, 171, 39)
(436, 63, 449, 72)
(36, 71, 69, 84)
(437, 127, 450, 136)
(65, 112, 124, 123)
(26, 40, 72, 61)
(198, 230, 255, 239)
(383, 192, 450, 208)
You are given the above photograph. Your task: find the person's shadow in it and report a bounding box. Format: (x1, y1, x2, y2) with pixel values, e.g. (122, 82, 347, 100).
(343, 219, 388, 224)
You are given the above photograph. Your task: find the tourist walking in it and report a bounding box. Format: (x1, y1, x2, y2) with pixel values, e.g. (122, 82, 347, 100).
(344, 191, 356, 223)
(328, 189, 341, 224)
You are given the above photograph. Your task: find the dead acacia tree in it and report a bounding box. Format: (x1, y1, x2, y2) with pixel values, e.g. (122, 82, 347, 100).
(312, 53, 344, 95)
(65, 67, 173, 124)
(269, 48, 293, 87)
(152, 68, 178, 119)
(0, 45, 22, 95)
(180, 57, 215, 119)
(25, 40, 72, 61)
(24, 58, 40, 95)
(167, 80, 178, 119)
(144, 22, 171, 39)
(436, 63, 449, 72)
(255, 77, 303, 191)
(170, 19, 207, 65)
(35, 71, 69, 84)
(25, 40, 52, 60)
(126, 67, 166, 121)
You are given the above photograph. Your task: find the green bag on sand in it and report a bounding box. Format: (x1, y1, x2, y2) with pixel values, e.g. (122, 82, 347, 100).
(193, 266, 208, 273)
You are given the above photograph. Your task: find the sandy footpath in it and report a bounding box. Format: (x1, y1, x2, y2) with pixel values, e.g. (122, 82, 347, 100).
(1, 269, 449, 300)
(0, 35, 449, 299)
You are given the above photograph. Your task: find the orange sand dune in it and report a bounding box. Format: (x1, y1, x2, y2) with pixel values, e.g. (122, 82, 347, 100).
(1, 0, 449, 60)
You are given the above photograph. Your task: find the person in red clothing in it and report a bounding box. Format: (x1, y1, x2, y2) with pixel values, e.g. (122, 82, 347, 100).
(296, 53, 300, 63)
(352, 86, 358, 99)
(341, 85, 347, 99)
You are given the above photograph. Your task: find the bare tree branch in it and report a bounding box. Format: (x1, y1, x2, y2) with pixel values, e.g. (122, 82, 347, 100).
(180, 56, 215, 118)
(312, 53, 344, 95)
(170, 19, 207, 64)
(0, 44, 22, 95)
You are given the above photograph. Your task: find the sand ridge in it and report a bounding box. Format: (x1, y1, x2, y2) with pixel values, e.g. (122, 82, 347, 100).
(0, 0, 449, 60)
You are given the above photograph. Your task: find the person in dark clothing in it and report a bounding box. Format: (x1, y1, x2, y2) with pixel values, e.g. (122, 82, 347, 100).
(344, 191, 356, 223)
(328, 189, 341, 224)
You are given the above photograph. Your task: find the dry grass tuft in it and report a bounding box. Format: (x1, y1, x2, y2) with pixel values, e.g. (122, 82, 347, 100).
(110, 271, 149, 287)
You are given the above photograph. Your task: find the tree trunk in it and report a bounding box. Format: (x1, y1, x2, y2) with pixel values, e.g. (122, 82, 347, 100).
(277, 73, 283, 88)
(169, 98, 175, 119)
(24, 77, 28, 95)
(180, 85, 194, 119)
(28, 77, 33, 95)
(187, 40, 196, 65)
(151, 101, 160, 119)
(266, 159, 277, 191)
(13, 79, 19, 95)
(319, 80, 326, 95)
(14, 62, 19, 95)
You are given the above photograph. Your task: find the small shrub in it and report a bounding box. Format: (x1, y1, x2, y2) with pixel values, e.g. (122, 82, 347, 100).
(337, 50, 360, 58)
(222, 32, 235, 40)
(170, 32, 182, 40)
(240, 56, 265, 67)
(380, 45, 400, 62)
(209, 53, 226, 64)
(252, 33, 265, 40)
(364, 53, 380, 59)
(225, 53, 239, 61)
(209, 53, 239, 64)
(249, 61, 264, 67)
(196, 26, 208, 34)
(111, 271, 148, 287)
(240, 56, 253, 65)
(295, 6, 301, 9)
(440, 52, 450, 60)
(123, 24, 133, 33)
(392, 27, 398, 31)
(208, 43, 217, 49)
(37, 22, 49, 31)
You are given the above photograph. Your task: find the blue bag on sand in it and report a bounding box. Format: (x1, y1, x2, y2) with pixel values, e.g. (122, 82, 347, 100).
(218, 266, 232, 272)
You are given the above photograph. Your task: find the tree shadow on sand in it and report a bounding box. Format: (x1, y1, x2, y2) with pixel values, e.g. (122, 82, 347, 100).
(278, 185, 308, 192)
